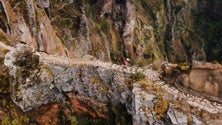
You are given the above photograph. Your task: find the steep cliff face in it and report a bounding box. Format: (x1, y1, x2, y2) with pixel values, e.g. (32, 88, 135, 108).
(1, 0, 221, 63)
(0, 0, 65, 55)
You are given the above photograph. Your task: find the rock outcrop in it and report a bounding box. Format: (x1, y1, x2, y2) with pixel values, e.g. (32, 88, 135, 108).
(4, 44, 132, 112)
(3, 44, 222, 124)
(176, 61, 222, 102)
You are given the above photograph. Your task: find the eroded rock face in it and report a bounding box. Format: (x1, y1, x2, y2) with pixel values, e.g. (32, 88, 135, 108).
(0, 0, 66, 55)
(1, 0, 221, 64)
(74, 14, 92, 57)
(4, 44, 58, 111)
(4, 45, 222, 124)
(4, 44, 132, 112)
(97, 0, 136, 58)
(176, 61, 222, 102)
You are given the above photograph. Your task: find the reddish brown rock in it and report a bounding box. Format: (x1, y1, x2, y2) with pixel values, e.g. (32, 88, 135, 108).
(68, 94, 107, 119)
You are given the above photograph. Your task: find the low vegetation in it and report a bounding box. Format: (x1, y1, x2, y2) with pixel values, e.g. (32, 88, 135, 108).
(0, 32, 9, 44)
(131, 72, 145, 81)
(100, 20, 110, 34)
(177, 62, 190, 71)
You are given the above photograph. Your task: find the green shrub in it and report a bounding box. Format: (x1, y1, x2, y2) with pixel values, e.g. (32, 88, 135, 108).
(100, 20, 110, 33)
(131, 72, 145, 81)
(110, 51, 124, 64)
(59, 18, 73, 29)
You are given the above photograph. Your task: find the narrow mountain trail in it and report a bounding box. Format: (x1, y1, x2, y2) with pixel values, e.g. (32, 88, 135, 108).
(1, 41, 222, 113)
(39, 52, 159, 80)
(40, 53, 222, 113)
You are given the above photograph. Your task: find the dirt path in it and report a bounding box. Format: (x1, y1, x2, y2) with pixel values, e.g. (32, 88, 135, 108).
(1, 41, 222, 113)
(39, 54, 222, 113)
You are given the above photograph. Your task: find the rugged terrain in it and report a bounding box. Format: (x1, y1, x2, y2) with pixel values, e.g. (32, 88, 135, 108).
(0, 0, 222, 124)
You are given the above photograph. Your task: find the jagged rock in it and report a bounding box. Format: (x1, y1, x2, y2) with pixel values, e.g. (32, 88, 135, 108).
(4, 44, 58, 111)
(167, 105, 203, 125)
(4, 44, 132, 112)
(132, 83, 157, 125)
(167, 106, 188, 124)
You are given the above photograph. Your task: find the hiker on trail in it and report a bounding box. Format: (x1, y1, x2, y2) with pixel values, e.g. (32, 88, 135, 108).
(123, 58, 130, 69)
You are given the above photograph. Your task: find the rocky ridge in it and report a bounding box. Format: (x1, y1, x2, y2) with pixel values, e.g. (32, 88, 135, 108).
(2, 42, 222, 124)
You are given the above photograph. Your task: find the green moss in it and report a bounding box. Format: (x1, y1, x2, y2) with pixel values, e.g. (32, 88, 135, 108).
(68, 115, 78, 125)
(177, 62, 190, 71)
(100, 20, 110, 34)
(51, 16, 74, 30)
(1, 117, 10, 125)
(0, 96, 30, 125)
(138, 80, 146, 87)
(1, 116, 29, 125)
(59, 18, 73, 29)
(41, 64, 54, 77)
(12, 118, 21, 125)
(137, 60, 151, 67)
(154, 98, 169, 120)
(5, 56, 10, 60)
(90, 77, 102, 84)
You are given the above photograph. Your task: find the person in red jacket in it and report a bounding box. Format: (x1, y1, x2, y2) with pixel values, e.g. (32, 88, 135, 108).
(123, 58, 130, 69)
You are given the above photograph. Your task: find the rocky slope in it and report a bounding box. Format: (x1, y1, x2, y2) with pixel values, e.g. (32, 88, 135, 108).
(1, 41, 222, 124)
(0, 0, 222, 124)
(1, 0, 221, 64)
